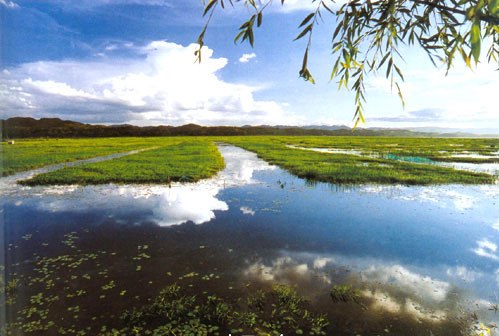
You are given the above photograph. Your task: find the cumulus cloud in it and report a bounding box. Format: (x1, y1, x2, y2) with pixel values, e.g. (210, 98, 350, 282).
(239, 52, 256, 63)
(0, 41, 291, 126)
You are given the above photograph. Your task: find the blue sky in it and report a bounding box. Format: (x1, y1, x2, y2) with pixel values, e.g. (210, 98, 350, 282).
(1, 0, 498, 130)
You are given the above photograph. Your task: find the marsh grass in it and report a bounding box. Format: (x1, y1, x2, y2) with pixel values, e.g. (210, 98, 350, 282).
(20, 140, 224, 185)
(223, 136, 496, 184)
(114, 283, 328, 336)
(272, 136, 498, 159)
(1, 137, 166, 176)
(5, 135, 498, 185)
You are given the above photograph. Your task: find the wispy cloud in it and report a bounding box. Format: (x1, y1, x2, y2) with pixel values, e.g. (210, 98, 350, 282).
(35, 0, 174, 9)
(0, 0, 18, 8)
(370, 108, 445, 123)
(366, 61, 499, 128)
(0, 41, 291, 126)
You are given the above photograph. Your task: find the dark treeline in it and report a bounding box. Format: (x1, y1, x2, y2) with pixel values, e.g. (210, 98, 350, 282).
(1, 117, 437, 139)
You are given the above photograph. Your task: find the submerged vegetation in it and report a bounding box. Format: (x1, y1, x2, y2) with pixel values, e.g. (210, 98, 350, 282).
(116, 283, 328, 335)
(3, 136, 498, 185)
(2, 225, 476, 336)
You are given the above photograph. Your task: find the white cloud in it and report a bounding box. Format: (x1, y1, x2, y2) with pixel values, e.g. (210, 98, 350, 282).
(0, 41, 292, 126)
(0, 0, 18, 8)
(367, 60, 499, 129)
(239, 53, 256, 63)
(274, 0, 318, 13)
(24, 79, 97, 99)
(269, 0, 346, 13)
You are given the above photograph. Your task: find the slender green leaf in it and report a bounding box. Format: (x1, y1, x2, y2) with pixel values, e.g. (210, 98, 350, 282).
(386, 57, 393, 78)
(294, 24, 313, 41)
(299, 13, 315, 27)
(470, 20, 481, 63)
(203, 0, 217, 16)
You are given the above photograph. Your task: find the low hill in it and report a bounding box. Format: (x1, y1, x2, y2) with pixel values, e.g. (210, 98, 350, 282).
(0, 117, 488, 138)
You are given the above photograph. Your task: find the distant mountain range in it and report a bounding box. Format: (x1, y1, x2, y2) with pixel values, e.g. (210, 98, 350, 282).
(1, 117, 497, 139)
(404, 126, 499, 135)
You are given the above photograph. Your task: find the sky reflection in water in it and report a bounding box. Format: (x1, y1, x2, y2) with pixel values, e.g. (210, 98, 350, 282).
(2, 144, 499, 331)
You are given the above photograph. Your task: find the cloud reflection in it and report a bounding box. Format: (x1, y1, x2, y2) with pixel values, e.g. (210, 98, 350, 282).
(361, 264, 450, 303)
(242, 252, 461, 324)
(244, 256, 334, 293)
(3, 145, 274, 226)
(240, 206, 255, 216)
(358, 185, 495, 212)
(446, 266, 483, 283)
(473, 238, 499, 261)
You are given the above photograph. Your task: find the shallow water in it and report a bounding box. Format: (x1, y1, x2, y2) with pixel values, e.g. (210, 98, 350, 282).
(2, 145, 499, 335)
(286, 144, 499, 175)
(286, 144, 365, 156)
(449, 151, 499, 159)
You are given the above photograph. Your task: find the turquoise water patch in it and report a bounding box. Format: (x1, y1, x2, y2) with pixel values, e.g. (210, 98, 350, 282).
(384, 153, 434, 164)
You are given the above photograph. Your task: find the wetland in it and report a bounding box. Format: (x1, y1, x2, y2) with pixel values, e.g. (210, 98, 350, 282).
(1, 136, 499, 335)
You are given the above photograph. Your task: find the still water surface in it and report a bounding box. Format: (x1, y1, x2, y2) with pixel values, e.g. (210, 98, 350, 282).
(2, 145, 499, 335)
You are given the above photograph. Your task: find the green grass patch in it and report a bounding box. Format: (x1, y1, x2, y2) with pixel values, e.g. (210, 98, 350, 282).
(1, 137, 167, 176)
(4, 135, 498, 185)
(273, 136, 498, 160)
(20, 139, 224, 185)
(222, 136, 496, 185)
